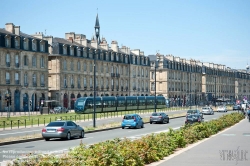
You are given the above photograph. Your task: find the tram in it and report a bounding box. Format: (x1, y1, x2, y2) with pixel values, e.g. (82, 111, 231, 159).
(74, 96, 167, 114)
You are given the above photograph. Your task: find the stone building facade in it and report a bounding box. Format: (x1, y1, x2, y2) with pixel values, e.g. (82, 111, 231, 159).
(0, 23, 49, 112)
(150, 54, 250, 106)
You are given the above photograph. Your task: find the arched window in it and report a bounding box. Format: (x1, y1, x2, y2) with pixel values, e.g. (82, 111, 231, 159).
(64, 75, 67, 87)
(41, 74, 45, 86)
(77, 61, 81, 71)
(15, 72, 19, 84)
(6, 54, 10, 67)
(63, 60, 67, 70)
(32, 56, 36, 67)
(40, 56, 45, 68)
(70, 61, 74, 71)
(90, 63, 93, 72)
(15, 55, 19, 67)
(32, 74, 37, 86)
(6, 72, 10, 84)
(24, 73, 28, 86)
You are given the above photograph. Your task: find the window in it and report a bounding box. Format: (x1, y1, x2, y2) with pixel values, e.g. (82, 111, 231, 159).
(71, 75, 74, 86)
(64, 76, 67, 87)
(15, 55, 19, 68)
(70, 61, 74, 71)
(15, 37, 20, 48)
(151, 72, 155, 79)
(15, 73, 19, 84)
(111, 53, 114, 61)
(126, 67, 129, 75)
(89, 51, 93, 58)
(116, 54, 119, 61)
(40, 42, 44, 52)
(63, 60, 67, 70)
(125, 56, 128, 63)
(24, 73, 28, 86)
(142, 69, 144, 77)
(24, 55, 28, 66)
(23, 39, 27, 50)
(106, 65, 109, 73)
(70, 47, 74, 56)
(5, 36, 10, 47)
(83, 62, 87, 71)
(6, 72, 10, 84)
(106, 78, 109, 88)
(6, 54, 10, 67)
(90, 77, 93, 87)
(41, 74, 45, 86)
(33, 74, 37, 86)
(77, 76, 81, 88)
(40, 56, 44, 68)
(63, 46, 67, 55)
(146, 70, 148, 77)
(32, 40, 36, 51)
(84, 77, 87, 87)
(90, 63, 93, 72)
(32, 56, 37, 67)
(77, 61, 81, 70)
(151, 82, 155, 91)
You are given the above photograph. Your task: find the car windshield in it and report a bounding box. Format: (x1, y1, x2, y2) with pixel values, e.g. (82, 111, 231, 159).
(152, 113, 161, 116)
(124, 115, 135, 120)
(187, 110, 198, 114)
(47, 122, 65, 127)
(202, 108, 209, 110)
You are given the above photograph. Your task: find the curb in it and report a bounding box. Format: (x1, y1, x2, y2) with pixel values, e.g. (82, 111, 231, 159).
(0, 115, 186, 146)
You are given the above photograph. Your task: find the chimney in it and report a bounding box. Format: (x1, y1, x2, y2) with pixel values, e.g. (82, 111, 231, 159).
(69, 37, 73, 43)
(5, 23, 14, 33)
(14, 26, 20, 35)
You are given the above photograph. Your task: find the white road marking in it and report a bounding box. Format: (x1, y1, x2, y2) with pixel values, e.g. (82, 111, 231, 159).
(0, 130, 41, 136)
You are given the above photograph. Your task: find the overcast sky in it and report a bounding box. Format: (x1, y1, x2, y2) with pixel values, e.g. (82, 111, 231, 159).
(1, 0, 250, 69)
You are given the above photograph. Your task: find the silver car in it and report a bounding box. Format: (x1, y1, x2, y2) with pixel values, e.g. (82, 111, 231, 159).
(201, 107, 214, 115)
(42, 120, 84, 141)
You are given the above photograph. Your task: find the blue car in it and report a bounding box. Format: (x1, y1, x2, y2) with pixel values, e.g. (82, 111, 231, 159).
(121, 114, 144, 129)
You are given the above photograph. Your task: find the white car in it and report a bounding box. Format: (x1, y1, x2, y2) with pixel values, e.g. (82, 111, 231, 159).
(202, 107, 214, 115)
(217, 106, 227, 112)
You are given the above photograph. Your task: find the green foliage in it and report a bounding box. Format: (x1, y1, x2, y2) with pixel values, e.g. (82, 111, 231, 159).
(10, 113, 244, 166)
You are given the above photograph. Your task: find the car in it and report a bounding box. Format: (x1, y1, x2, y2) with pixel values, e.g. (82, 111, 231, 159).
(121, 114, 144, 129)
(233, 105, 241, 111)
(150, 112, 169, 124)
(217, 105, 227, 112)
(201, 106, 214, 115)
(53, 106, 68, 113)
(185, 114, 203, 125)
(186, 109, 203, 119)
(42, 120, 84, 141)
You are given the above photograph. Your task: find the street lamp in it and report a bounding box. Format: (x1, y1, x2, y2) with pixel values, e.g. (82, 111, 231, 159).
(93, 49, 97, 128)
(154, 55, 160, 113)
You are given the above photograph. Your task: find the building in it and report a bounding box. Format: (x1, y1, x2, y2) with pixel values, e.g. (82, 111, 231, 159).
(0, 23, 49, 112)
(150, 54, 250, 106)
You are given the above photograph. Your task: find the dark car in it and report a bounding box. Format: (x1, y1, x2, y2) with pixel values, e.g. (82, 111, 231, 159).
(185, 114, 203, 124)
(233, 105, 241, 111)
(42, 120, 84, 141)
(150, 112, 169, 124)
(186, 109, 203, 119)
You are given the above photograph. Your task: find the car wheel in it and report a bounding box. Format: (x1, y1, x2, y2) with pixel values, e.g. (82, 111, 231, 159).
(45, 138, 50, 141)
(66, 132, 71, 140)
(141, 123, 144, 128)
(167, 119, 169, 123)
(80, 131, 84, 138)
(150, 122, 152, 124)
(122, 127, 124, 129)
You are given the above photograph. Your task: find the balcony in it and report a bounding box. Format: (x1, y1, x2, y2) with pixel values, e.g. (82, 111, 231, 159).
(78, 85, 81, 89)
(84, 85, 87, 89)
(6, 79, 10, 84)
(116, 86, 119, 90)
(133, 87, 136, 91)
(111, 73, 115, 77)
(64, 85, 68, 88)
(15, 63, 19, 68)
(15, 80, 20, 85)
(24, 83, 29, 87)
(6, 62, 10, 67)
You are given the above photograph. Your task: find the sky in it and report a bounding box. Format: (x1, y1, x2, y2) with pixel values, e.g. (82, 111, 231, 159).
(1, 0, 250, 70)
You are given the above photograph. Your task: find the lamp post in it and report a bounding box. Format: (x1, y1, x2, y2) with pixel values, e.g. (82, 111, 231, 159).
(93, 49, 97, 128)
(154, 55, 160, 113)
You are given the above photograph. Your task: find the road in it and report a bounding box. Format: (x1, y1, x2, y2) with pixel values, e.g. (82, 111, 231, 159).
(0, 110, 187, 139)
(0, 111, 233, 164)
(154, 116, 250, 166)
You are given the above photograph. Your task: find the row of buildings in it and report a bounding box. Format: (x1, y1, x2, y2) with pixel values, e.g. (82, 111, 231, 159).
(0, 15, 250, 112)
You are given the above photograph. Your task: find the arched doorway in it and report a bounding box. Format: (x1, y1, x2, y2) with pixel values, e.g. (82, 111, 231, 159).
(63, 94, 68, 109)
(101, 94, 104, 96)
(77, 93, 81, 98)
(90, 94, 93, 97)
(84, 94, 87, 97)
(70, 93, 75, 109)
(14, 89, 20, 112)
(31, 93, 37, 111)
(23, 93, 29, 111)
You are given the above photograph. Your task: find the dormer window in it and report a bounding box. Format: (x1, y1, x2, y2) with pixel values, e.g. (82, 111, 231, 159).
(116, 54, 119, 61)
(5, 35, 11, 47)
(15, 36, 20, 49)
(32, 39, 36, 51)
(70, 46, 74, 56)
(40, 41, 44, 52)
(23, 38, 28, 50)
(63, 45, 67, 55)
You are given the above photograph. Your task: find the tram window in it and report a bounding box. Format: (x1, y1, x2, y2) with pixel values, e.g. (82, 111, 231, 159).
(86, 100, 93, 108)
(118, 100, 125, 106)
(140, 100, 145, 105)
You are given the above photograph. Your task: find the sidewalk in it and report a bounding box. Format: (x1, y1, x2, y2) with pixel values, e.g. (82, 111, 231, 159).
(147, 118, 250, 166)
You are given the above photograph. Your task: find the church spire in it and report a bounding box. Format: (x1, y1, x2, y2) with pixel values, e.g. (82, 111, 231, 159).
(94, 13, 100, 44)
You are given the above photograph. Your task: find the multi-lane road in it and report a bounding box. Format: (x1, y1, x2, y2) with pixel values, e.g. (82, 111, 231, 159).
(0, 109, 187, 139)
(0, 111, 234, 165)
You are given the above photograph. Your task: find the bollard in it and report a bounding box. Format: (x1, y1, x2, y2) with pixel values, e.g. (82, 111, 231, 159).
(18, 120, 20, 129)
(11, 120, 12, 129)
(38, 118, 39, 126)
(3, 121, 5, 130)
(44, 118, 45, 126)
